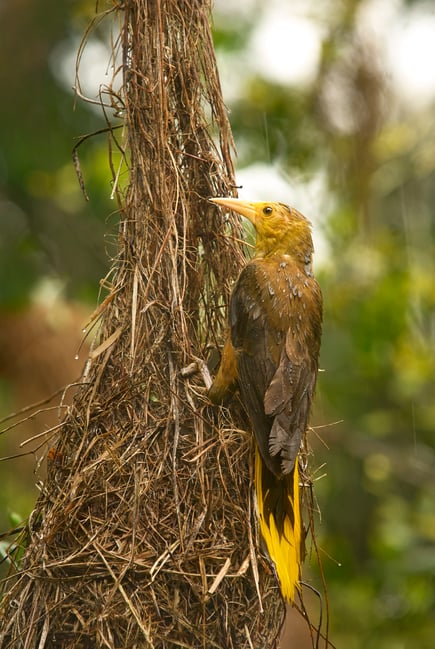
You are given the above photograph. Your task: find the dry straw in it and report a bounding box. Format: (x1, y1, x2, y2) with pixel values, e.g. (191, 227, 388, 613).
(0, 1, 295, 647)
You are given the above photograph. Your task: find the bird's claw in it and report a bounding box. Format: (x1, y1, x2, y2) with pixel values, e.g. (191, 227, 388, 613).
(179, 357, 213, 391)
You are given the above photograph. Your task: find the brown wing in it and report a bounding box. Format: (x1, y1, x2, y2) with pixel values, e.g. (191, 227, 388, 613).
(230, 260, 321, 477)
(264, 333, 317, 474)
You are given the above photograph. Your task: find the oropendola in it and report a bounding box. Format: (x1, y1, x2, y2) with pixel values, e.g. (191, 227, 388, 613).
(208, 197, 323, 602)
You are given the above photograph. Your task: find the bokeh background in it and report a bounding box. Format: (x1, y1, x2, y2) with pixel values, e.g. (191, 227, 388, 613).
(1, 0, 434, 647)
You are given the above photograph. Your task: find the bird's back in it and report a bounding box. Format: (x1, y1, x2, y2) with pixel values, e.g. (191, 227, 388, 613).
(230, 254, 322, 476)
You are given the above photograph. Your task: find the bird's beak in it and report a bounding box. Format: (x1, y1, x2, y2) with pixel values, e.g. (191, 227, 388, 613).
(210, 197, 258, 226)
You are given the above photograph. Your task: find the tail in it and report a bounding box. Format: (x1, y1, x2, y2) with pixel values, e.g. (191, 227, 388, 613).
(255, 445, 302, 602)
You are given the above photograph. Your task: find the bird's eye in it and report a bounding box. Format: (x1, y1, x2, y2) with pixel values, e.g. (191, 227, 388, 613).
(263, 206, 273, 215)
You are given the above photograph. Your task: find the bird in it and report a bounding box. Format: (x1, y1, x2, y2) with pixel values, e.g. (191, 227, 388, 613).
(208, 197, 323, 602)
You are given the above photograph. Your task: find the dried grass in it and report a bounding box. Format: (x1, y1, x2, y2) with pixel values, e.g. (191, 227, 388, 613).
(0, 1, 289, 647)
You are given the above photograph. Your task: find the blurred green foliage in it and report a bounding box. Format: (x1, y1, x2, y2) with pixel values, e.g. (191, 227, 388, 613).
(0, 0, 114, 308)
(213, 1, 435, 646)
(1, 0, 434, 646)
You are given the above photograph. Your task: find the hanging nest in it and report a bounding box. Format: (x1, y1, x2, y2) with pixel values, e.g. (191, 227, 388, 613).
(0, 1, 292, 647)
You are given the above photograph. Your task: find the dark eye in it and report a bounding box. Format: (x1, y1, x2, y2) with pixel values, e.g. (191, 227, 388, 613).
(263, 206, 273, 215)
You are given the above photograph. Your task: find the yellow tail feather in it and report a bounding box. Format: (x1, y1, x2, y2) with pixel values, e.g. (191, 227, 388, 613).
(255, 445, 301, 602)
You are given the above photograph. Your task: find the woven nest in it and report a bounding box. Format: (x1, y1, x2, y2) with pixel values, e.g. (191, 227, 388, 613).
(0, 1, 295, 648)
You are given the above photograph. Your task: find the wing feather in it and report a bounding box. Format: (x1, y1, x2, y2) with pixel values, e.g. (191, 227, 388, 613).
(230, 260, 320, 476)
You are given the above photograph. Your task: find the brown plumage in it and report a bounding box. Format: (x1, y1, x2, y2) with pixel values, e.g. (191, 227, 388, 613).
(208, 198, 323, 601)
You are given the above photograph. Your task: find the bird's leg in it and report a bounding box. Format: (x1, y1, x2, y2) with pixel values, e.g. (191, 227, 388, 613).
(208, 335, 238, 404)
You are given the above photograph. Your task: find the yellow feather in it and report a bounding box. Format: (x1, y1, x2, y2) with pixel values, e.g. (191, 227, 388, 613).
(255, 446, 301, 602)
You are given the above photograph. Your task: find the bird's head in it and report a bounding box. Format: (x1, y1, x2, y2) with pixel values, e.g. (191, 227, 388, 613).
(210, 197, 314, 263)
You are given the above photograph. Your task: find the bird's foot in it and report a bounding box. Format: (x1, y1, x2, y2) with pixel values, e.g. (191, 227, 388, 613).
(179, 357, 213, 391)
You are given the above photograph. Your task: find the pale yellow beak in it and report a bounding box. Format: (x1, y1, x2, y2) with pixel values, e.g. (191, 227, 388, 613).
(209, 197, 258, 226)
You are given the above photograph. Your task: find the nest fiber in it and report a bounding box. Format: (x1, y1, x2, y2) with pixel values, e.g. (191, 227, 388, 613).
(0, 1, 285, 647)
